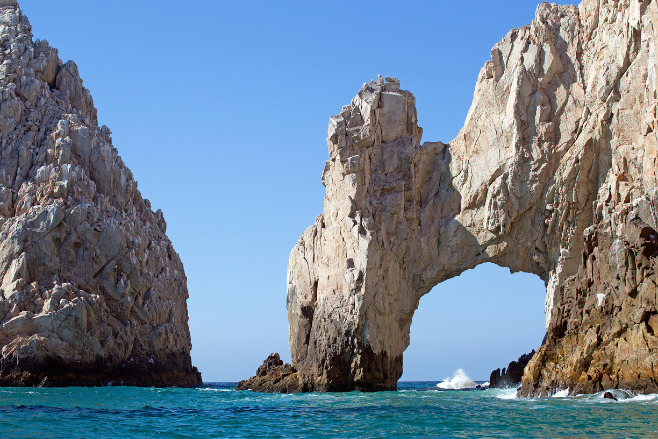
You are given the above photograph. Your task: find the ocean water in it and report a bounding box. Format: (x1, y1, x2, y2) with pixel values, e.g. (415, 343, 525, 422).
(1, 381, 657, 438)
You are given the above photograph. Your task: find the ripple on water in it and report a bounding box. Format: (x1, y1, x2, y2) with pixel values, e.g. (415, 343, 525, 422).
(0, 384, 657, 438)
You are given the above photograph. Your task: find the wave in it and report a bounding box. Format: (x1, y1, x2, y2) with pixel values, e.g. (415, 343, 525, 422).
(551, 388, 570, 398)
(548, 388, 658, 402)
(436, 369, 477, 390)
(493, 387, 658, 402)
(594, 390, 658, 403)
(622, 393, 658, 402)
(493, 388, 519, 400)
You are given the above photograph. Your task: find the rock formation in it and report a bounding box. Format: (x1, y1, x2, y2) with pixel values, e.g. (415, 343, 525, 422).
(243, 0, 658, 396)
(0, 2, 201, 386)
(236, 353, 303, 393)
(490, 351, 535, 388)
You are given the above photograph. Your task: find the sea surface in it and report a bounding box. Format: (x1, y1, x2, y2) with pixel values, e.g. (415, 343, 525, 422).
(1, 380, 657, 438)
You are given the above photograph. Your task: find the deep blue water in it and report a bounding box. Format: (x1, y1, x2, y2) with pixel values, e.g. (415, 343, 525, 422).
(1, 382, 657, 438)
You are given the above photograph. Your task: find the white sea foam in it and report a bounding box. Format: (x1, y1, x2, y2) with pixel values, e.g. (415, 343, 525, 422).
(551, 388, 570, 398)
(625, 393, 658, 402)
(576, 390, 658, 403)
(495, 388, 519, 400)
(437, 369, 477, 390)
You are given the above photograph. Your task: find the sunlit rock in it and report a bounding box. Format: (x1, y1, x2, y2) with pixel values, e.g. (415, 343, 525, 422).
(0, 2, 201, 386)
(243, 0, 658, 396)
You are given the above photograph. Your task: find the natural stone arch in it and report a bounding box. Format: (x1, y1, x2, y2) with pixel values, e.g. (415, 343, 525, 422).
(241, 0, 658, 395)
(401, 261, 546, 381)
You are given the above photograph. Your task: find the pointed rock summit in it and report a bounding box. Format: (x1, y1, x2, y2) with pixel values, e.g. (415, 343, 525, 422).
(0, 2, 201, 386)
(243, 0, 658, 396)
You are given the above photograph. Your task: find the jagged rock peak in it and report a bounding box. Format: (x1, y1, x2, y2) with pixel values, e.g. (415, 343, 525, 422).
(0, 3, 201, 385)
(242, 0, 658, 396)
(490, 351, 535, 389)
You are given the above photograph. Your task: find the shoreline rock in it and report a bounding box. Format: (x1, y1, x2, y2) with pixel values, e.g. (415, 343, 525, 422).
(0, 2, 201, 387)
(236, 353, 305, 393)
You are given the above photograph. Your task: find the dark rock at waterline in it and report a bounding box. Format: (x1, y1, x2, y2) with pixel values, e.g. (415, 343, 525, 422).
(490, 351, 535, 388)
(0, 352, 201, 387)
(601, 389, 634, 401)
(236, 353, 308, 393)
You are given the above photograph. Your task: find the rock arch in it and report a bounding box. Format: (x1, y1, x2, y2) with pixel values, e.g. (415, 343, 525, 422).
(241, 0, 658, 396)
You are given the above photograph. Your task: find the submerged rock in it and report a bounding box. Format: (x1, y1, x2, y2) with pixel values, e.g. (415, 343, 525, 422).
(0, 2, 200, 386)
(243, 0, 658, 395)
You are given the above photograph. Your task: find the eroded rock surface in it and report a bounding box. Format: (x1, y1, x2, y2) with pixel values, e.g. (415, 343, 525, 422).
(243, 0, 658, 395)
(236, 353, 303, 393)
(0, 3, 200, 386)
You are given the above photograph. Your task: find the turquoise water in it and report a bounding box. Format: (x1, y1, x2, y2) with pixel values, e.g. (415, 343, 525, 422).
(1, 382, 657, 438)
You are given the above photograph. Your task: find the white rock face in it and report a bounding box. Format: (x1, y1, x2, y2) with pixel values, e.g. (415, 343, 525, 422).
(0, 3, 200, 386)
(281, 0, 658, 394)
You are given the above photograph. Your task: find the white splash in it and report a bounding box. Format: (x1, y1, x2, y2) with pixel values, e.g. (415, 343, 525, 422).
(551, 388, 570, 398)
(596, 293, 606, 306)
(625, 393, 658, 402)
(437, 369, 477, 390)
(495, 388, 519, 400)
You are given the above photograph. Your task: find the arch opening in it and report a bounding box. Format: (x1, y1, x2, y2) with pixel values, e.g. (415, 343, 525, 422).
(401, 263, 546, 383)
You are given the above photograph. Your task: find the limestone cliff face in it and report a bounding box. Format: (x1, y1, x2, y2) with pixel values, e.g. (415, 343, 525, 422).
(243, 0, 658, 395)
(0, 3, 201, 386)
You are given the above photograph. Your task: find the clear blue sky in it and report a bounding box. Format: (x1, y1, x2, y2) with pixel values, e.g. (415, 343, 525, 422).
(21, 0, 576, 381)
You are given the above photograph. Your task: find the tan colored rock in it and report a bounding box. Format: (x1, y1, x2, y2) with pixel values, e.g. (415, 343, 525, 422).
(236, 353, 304, 393)
(244, 0, 658, 394)
(0, 4, 200, 386)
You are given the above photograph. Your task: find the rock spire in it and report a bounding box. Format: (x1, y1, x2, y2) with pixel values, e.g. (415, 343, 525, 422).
(0, 2, 201, 386)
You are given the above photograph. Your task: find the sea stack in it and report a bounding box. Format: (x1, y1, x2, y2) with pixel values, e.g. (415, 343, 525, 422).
(490, 351, 535, 388)
(0, 3, 201, 386)
(243, 0, 658, 396)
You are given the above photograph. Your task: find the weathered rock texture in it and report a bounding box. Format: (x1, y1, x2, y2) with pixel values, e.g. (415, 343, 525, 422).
(236, 353, 304, 393)
(490, 350, 535, 388)
(244, 0, 658, 395)
(0, 3, 201, 386)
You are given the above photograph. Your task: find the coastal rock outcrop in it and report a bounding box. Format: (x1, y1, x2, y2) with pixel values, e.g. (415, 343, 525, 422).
(0, 3, 201, 386)
(490, 351, 535, 388)
(236, 353, 304, 393)
(243, 0, 658, 395)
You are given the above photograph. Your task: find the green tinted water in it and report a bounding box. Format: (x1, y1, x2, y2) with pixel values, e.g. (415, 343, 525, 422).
(1, 382, 657, 438)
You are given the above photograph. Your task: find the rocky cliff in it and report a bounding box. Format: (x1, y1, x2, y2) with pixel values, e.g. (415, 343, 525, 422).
(242, 0, 658, 396)
(0, 2, 201, 386)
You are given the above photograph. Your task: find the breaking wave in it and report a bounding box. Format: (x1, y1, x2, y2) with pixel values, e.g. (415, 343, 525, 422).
(437, 369, 477, 390)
